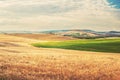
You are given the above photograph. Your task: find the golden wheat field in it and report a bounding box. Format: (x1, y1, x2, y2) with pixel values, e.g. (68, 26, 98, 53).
(0, 34, 120, 80)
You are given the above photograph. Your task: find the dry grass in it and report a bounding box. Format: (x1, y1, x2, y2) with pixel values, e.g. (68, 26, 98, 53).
(8, 33, 76, 41)
(0, 34, 120, 80)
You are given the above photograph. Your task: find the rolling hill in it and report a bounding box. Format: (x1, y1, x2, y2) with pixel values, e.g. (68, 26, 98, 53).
(42, 29, 120, 39)
(0, 34, 120, 80)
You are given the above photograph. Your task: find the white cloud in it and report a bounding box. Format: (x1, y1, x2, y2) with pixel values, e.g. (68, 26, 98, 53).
(0, 0, 120, 31)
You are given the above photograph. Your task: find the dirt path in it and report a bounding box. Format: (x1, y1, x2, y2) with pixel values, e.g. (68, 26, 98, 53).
(0, 34, 120, 80)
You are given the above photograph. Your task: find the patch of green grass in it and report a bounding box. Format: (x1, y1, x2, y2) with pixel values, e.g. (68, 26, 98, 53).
(32, 38, 120, 53)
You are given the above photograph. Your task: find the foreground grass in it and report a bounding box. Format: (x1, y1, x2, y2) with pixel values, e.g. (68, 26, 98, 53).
(1, 48, 120, 80)
(0, 34, 120, 80)
(32, 38, 120, 53)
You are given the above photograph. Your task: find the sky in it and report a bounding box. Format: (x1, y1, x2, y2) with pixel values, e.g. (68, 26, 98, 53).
(0, 0, 120, 31)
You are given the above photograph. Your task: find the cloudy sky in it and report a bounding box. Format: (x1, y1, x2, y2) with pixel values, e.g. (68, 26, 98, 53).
(0, 0, 120, 31)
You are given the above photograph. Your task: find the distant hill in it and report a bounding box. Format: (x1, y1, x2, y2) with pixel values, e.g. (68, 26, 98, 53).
(42, 29, 120, 39)
(1, 29, 120, 39)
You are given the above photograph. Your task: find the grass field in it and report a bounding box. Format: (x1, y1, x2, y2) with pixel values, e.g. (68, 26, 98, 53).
(32, 38, 120, 53)
(0, 34, 120, 80)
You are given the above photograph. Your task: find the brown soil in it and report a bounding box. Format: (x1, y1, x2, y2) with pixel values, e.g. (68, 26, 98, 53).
(8, 33, 76, 41)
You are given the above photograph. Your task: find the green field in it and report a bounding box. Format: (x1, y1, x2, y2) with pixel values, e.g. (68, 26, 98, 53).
(32, 38, 120, 53)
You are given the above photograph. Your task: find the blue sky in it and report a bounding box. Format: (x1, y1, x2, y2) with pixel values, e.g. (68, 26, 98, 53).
(108, 0, 120, 8)
(0, 0, 120, 31)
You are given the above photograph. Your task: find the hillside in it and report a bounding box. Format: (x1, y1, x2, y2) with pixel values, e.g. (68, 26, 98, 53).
(42, 29, 120, 39)
(0, 34, 120, 80)
(8, 33, 76, 41)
